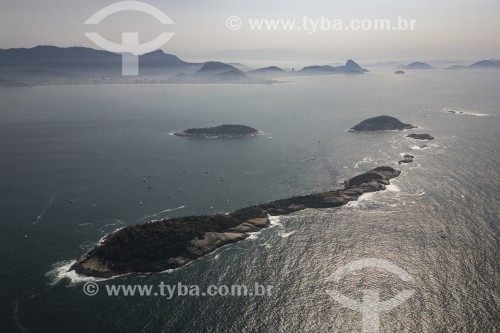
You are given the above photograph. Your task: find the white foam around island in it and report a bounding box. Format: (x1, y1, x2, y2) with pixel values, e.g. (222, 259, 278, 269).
(442, 108, 490, 117)
(346, 192, 376, 208)
(247, 233, 260, 240)
(268, 215, 282, 227)
(280, 231, 296, 238)
(354, 157, 373, 169)
(385, 184, 401, 192)
(410, 145, 430, 150)
(140, 206, 186, 222)
(46, 260, 103, 285)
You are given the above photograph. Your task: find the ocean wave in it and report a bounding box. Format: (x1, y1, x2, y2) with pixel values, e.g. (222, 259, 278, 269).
(13, 299, 27, 333)
(354, 157, 373, 169)
(247, 233, 260, 240)
(138, 205, 186, 222)
(342, 177, 415, 210)
(268, 215, 282, 228)
(32, 195, 55, 225)
(46, 260, 100, 285)
(77, 222, 93, 228)
(385, 184, 401, 192)
(410, 145, 430, 150)
(345, 192, 377, 208)
(97, 219, 125, 235)
(279, 231, 296, 238)
(46, 260, 130, 285)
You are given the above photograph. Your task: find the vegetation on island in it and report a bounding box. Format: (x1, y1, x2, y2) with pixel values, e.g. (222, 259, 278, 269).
(176, 124, 259, 137)
(91, 215, 245, 263)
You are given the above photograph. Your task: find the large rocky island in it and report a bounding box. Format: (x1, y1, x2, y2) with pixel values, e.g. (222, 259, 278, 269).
(70, 166, 401, 278)
(350, 115, 416, 131)
(174, 124, 259, 137)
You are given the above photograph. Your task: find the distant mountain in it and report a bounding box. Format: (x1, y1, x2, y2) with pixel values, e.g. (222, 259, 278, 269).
(227, 63, 253, 72)
(170, 62, 253, 83)
(139, 50, 191, 69)
(470, 59, 500, 68)
(195, 62, 242, 76)
(0, 45, 370, 85)
(403, 62, 433, 70)
(298, 60, 368, 75)
(0, 45, 191, 75)
(342, 59, 369, 73)
(0, 46, 119, 71)
(447, 59, 500, 70)
(247, 66, 285, 75)
(299, 65, 338, 75)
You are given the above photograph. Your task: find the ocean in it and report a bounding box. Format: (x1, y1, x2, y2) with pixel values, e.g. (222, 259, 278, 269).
(0, 70, 499, 332)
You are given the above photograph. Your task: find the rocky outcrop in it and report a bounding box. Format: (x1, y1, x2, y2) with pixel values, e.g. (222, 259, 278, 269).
(70, 166, 401, 278)
(350, 116, 416, 131)
(406, 133, 434, 140)
(398, 154, 415, 164)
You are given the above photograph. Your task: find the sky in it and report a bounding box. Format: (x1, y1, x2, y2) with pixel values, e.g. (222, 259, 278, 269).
(0, 0, 499, 62)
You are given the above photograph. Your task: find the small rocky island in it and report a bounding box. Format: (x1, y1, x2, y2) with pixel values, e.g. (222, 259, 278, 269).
(403, 62, 433, 70)
(350, 115, 416, 131)
(406, 133, 434, 140)
(70, 166, 401, 278)
(174, 124, 259, 137)
(398, 154, 415, 164)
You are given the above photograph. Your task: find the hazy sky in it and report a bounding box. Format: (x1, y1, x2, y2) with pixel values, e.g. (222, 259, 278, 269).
(1, 0, 499, 61)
